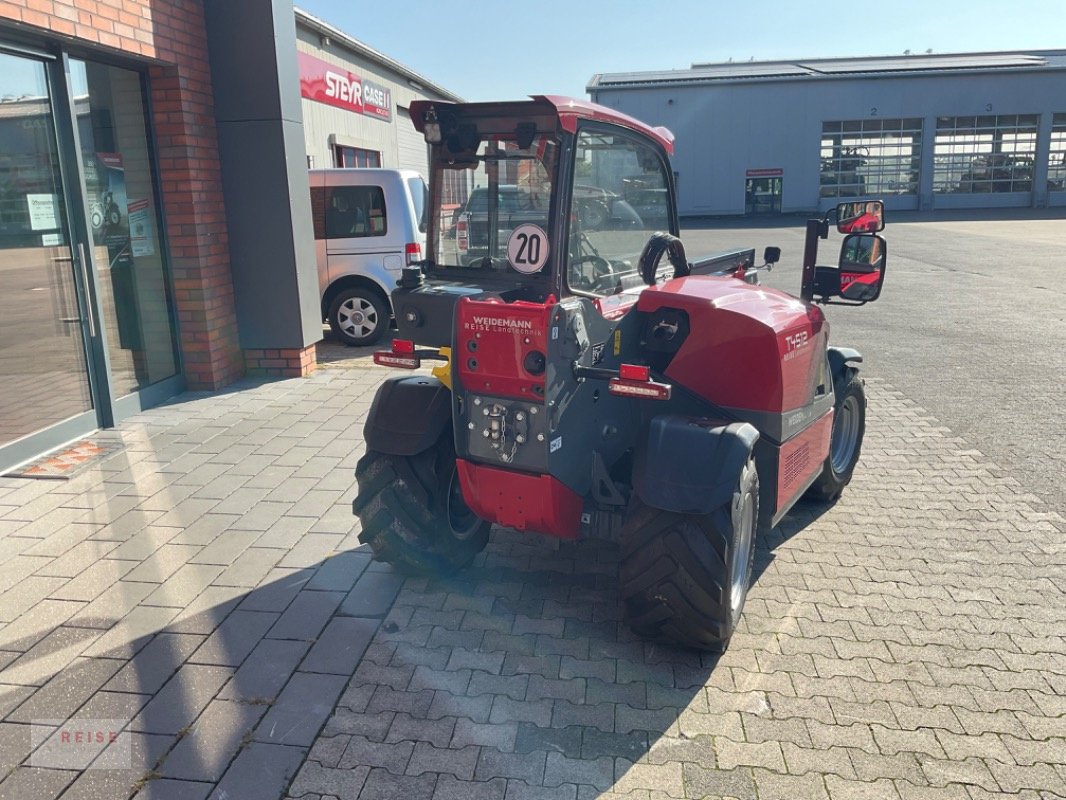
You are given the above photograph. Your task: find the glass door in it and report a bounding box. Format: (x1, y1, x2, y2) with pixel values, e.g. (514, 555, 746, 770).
(71, 59, 179, 398)
(0, 50, 96, 453)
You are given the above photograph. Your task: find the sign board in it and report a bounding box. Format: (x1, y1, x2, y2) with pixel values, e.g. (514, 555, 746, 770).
(26, 194, 60, 231)
(298, 52, 392, 122)
(746, 168, 784, 178)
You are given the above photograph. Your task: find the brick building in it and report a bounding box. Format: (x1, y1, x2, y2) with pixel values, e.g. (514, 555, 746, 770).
(0, 1, 334, 472)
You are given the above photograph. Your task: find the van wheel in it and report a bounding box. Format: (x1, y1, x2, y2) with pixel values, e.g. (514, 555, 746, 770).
(328, 288, 388, 347)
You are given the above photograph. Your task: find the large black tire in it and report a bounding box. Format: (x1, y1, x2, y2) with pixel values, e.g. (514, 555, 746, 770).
(328, 287, 389, 347)
(620, 459, 759, 652)
(354, 433, 490, 575)
(806, 372, 866, 502)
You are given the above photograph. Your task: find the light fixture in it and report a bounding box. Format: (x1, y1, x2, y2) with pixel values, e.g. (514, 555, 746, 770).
(423, 106, 442, 144)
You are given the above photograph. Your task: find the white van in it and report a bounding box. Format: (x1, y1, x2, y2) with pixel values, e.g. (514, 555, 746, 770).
(309, 168, 428, 346)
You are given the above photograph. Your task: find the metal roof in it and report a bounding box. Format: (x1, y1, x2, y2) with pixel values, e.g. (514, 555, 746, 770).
(407, 96, 677, 155)
(588, 50, 1066, 91)
(294, 7, 462, 103)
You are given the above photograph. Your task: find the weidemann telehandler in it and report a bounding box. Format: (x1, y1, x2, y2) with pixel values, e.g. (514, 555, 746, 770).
(353, 96, 888, 651)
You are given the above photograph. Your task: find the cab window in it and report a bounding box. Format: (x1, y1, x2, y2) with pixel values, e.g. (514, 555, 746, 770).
(567, 129, 671, 297)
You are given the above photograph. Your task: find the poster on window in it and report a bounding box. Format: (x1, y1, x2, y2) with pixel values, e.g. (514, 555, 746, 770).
(90, 152, 131, 268)
(127, 198, 155, 257)
(89, 152, 141, 348)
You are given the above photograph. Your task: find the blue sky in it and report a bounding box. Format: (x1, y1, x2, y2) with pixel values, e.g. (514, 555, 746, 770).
(295, 0, 1064, 101)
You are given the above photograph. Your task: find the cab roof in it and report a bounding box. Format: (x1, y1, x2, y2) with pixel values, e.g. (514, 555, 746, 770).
(408, 95, 675, 155)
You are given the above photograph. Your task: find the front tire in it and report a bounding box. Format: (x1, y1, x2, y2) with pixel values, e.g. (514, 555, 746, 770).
(620, 459, 759, 652)
(807, 372, 865, 501)
(328, 287, 389, 347)
(354, 434, 490, 575)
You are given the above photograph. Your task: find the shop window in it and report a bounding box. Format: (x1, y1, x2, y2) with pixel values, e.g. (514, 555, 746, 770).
(335, 145, 382, 168)
(820, 119, 922, 198)
(1049, 114, 1066, 193)
(310, 186, 387, 239)
(933, 114, 1038, 194)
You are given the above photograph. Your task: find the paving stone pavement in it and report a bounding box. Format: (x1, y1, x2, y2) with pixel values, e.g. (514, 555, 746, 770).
(0, 356, 1062, 800)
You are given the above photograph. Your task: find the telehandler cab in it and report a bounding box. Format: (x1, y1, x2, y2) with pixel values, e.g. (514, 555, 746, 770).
(354, 96, 887, 651)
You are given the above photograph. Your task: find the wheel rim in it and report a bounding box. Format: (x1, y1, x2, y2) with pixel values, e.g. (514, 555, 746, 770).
(446, 468, 481, 541)
(830, 394, 861, 475)
(730, 486, 755, 616)
(337, 296, 379, 340)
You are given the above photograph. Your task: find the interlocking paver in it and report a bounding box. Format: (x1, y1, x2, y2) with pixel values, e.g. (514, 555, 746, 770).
(0, 342, 1061, 800)
(255, 671, 347, 747)
(210, 741, 306, 800)
(158, 699, 266, 781)
(130, 663, 233, 734)
(266, 589, 344, 641)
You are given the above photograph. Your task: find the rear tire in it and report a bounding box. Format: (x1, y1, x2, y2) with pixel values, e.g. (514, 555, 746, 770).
(354, 433, 490, 575)
(620, 459, 759, 652)
(806, 372, 865, 501)
(328, 287, 389, 347)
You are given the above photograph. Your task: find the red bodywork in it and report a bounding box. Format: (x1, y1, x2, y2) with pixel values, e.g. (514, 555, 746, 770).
(777, 411, 832, 513)
(839, 212, 880, 233)
(457, 460, 583, 539)
(638, 276, 828, 414)
(840, 270, 881, 289)
(455, 297, 551, 401)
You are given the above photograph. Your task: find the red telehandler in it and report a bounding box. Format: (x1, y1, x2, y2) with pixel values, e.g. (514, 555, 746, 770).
(354, 97, 887, 651)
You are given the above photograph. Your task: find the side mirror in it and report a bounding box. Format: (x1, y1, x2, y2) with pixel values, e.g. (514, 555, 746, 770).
(836, 233, 886, 302)
(836, 200, 885, 233)
(763, 246, 781, 265)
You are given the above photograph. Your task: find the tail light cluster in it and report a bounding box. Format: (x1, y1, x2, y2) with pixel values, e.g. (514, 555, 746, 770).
(405, 242, 422, 265)
(372, 338, 421, 369)
(608, 363, 672, 400)
(456, 216, 468, 254)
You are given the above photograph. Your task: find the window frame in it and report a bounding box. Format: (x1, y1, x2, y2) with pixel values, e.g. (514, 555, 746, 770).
(819, 118, 923, 199)
(310, 184, 388, 240)
(564, 122, 677, 300)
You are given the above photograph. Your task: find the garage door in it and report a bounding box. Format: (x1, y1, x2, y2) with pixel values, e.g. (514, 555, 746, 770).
(397, 106, 429, 178)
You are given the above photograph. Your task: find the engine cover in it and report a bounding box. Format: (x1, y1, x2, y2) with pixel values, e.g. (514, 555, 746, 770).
(637, 276, 828, 415)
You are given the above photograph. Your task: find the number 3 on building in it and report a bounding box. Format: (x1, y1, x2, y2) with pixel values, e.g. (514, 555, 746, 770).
(507, 224, 550, 274)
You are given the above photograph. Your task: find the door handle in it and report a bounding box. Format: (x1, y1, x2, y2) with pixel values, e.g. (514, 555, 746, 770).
(77, 244, 97, 338)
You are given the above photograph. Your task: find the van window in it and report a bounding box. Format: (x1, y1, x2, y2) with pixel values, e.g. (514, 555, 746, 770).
(310, 185, 387, 239)
(407, 176, 428, 233)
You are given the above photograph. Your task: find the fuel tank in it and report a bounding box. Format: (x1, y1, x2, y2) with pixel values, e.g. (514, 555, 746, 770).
(637, 276, 828, 415)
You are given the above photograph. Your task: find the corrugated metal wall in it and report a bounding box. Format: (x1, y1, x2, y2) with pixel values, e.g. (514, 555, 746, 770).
(296, 23, 449, 176)
(592, 70, 1066, 215)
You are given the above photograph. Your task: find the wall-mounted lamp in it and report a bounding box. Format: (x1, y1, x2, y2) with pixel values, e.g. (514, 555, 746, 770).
(320, 34, 331, 48)
(423, 106, 442, 144)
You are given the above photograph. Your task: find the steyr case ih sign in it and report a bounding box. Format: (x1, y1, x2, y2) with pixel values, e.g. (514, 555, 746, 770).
(298, 52, 391, 121)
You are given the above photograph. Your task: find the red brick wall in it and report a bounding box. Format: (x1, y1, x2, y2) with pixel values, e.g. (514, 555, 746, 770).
(245, 345, 318, 378)
(0, 1, 300, 388)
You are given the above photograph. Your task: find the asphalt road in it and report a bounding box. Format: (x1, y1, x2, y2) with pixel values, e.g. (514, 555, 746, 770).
(680, 209, 1066, 516)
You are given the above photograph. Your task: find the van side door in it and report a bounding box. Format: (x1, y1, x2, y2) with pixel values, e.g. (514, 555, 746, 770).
(323, 183, 402, 287)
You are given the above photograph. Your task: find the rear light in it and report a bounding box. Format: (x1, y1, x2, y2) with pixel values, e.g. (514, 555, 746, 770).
(457, 217, 468, 251)
(618, 363, 650, 382)
(608, 378, 672, 400)
(610, 365, 671, 400)
(373, 352, 420, 369)
(372, 339, 420, 369)
(405, 242, 422, 265)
